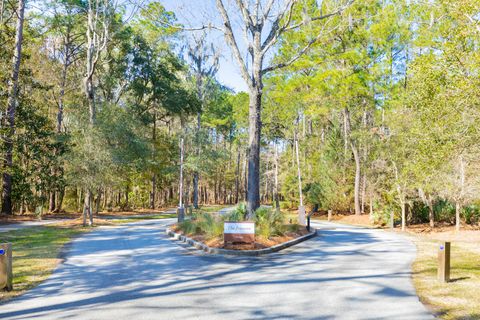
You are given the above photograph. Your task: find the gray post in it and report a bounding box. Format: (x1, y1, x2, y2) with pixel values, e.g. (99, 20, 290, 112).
(390, 212, 394, 229)
(298, 206, 306, 226)
(177, 207, 185, 223)
(0, 243, 13, 291)
(327, 209, 332, 222)
(438, 241, 451, 283)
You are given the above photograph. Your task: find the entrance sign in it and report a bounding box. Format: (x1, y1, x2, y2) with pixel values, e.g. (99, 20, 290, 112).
(224, 222, 255, 244)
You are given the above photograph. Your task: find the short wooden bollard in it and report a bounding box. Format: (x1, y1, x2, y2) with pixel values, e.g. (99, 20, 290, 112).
(438, 241, 451, 283)
(327, 210, 332, 222)
(0, 243, 13, 291)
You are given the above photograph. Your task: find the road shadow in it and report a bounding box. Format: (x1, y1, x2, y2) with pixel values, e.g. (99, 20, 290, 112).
(0, 220, 430, 320)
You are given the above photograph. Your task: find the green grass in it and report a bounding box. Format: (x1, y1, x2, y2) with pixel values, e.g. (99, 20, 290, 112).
(0, 225, 89, 302)
(110, 213, 176, 224)
(192, 204, 231, 214)
(412, 238, 480, 319)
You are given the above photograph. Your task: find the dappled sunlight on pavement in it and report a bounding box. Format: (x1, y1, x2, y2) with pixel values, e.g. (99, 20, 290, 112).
(0, 219, 433, 319)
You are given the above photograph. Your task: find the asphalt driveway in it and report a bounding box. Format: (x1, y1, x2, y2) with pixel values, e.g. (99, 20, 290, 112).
(0, 219, 433, 319)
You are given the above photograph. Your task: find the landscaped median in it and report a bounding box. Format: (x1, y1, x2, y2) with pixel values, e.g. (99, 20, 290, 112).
(166, 205, 317, 255)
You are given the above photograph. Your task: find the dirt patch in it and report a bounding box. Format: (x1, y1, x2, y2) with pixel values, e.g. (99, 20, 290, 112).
(403, 224, 480, 243)
(311, 212, 375, 227)
(172, 225, 310, 250)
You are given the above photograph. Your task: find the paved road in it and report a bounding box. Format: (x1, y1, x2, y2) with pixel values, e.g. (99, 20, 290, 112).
(0, 220, 433, 320)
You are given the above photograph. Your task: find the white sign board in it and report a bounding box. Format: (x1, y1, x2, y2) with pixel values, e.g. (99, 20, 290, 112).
(224, 222, 255, 234)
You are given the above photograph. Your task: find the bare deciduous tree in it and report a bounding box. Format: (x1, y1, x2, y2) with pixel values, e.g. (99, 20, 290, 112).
(208, 0, 352, 216)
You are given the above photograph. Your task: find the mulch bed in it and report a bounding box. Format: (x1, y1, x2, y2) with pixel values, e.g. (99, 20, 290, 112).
(171, 224, 310, 250)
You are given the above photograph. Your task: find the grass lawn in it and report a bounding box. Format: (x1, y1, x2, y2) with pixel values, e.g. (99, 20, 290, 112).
(412, 237, 480, 319)
(109, 213, 176, 224)
(0, 225, 89, 302)
(192, 204, 231, 214)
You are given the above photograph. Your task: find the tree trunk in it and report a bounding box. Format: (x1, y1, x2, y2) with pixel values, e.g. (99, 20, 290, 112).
(178, 137, 184, 208)
(401, 199, 406, 231)
(456, 155, 465, 232)
(125, 186, 129, 208)
(57, 40, 70, 133)
(83, 189, 93, 227)
(455, 201, 461, 232)
(361, 175, 366, 214)
(193, 111, 201, 209)
(243, 149, 248, 201)
(95, 188, 101, 214)
(84, 3, 97, 124)
(1, 0, 25, 215)
(427, 194, 434, 228)
(150, 175, 156, 209)
(351, 142, 361, 215)
(234, 148, 241, 204)
(246, 89, 262, 216)
(57, 187, 65, 212)
(295, 131, 304, 207)
(274, 142, 280, 211)
(49, 192, 55, 212)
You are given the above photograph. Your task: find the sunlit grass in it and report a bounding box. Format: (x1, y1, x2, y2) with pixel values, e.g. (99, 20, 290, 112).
(192, 204, 231, 215)
(109, 213, 176, 224)
(412, 238, 480, 319)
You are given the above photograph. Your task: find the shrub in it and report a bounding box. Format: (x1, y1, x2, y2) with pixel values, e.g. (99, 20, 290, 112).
(463, 205, 480, 225)
(179, 219, 198, 235)
(254, 207, 285, 238)
(236, 203, 247, 216)
(434, 199, 456, 223)
(223, 209, 243, 222)
(198, 213, 223, 238)
(178, 212, 223, 239)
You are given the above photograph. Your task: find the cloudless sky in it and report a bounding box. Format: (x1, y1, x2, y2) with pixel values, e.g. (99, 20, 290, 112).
(162, 0, 249, 93)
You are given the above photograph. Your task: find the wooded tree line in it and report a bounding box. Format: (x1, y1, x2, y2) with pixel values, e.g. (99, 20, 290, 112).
(261, 0, 480, 230)
(1, 0, 479, 230)
(0, 0, 253, 223)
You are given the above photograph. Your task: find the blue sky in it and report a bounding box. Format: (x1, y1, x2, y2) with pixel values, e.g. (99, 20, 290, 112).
(162, 0, 249, 93)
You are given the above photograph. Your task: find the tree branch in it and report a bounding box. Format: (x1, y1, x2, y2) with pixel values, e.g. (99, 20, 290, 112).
(235, 0, 254, 30)
(283, 1, 354, 32)
(216, 0, 253, 88)
(262, 23, 339, 74)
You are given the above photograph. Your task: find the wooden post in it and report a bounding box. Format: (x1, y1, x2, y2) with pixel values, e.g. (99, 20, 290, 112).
(390, 212, 394, 229)
(328, 210, 332, 222)
(0, 243, 13, 291)
(438, 241, 451, 283)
